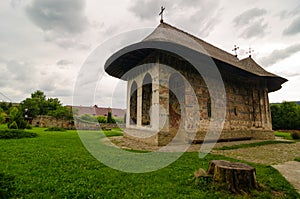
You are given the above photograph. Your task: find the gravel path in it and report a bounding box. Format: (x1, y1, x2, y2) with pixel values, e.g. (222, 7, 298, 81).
(273, 161, 300, 194)
(211, 142, 300, 165)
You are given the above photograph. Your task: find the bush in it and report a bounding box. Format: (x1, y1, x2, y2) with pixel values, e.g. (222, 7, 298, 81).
(0, 129, 37, 139)
(25, 124, 32, 129)
(80, 114, 98, 123)
(291, 132, 300, 140)
(8, 121, 18, 129)
(114, 117, 125, 124)
(45, 127, 66, 132)
(97, 116, 107, 123)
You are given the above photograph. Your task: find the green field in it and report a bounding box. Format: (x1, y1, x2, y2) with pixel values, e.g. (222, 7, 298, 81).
(0, 127, 299, 198)
(274, 131, 294, 140)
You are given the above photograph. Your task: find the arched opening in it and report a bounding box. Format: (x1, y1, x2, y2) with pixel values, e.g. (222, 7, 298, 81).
(169, 73, 185, 129)
(142, 73, 152, 126)
(130, 81, 137, 125)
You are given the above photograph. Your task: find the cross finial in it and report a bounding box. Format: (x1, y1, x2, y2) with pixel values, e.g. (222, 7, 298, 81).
(232, 45, 239, 58)
(247, 47, 254, 57)
(159, 6, 165, 23)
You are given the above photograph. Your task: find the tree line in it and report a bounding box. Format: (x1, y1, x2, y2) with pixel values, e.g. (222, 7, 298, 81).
(270, 101, 300, 130)
(0, 90, 122, 129)
(0, 90, 72, 129)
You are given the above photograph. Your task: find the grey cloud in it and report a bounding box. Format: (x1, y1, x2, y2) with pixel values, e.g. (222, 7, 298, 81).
(57, 59, 72, 66)
(10, 0, 24, 8)
(26, 0, 88, 34)
(128, 0, 221, 38)
(240, 20, 268, 39)
(233, 8, 267, 27)
(277, 71, 300, 78)
(6, 60, 36, 81)
(129, 0, 168, 21)
(44, 31, 90, 50)
(259, 43, 300, 66)
(279, 4, 300, 19)
(283, 16, 300, 36)
(185, 1, 221, 37)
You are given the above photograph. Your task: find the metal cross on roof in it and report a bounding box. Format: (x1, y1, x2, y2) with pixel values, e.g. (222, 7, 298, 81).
(232, 45, 239, 58)
(247, 47, 254, 57)
(159, 6, 165, 23)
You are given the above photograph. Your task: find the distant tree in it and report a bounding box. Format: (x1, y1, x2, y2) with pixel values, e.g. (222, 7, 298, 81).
(107, 112, 112, 123)
(0, 102, 12, 113)
(0, 108, 6, 124)
(106, 112, 116, 124)
(271, 102, 300, 130)
(48, 106, 73, 120)
(31, 90, 46, 101)
(20, 98, 40, 118)
(20, 90, 73, 120)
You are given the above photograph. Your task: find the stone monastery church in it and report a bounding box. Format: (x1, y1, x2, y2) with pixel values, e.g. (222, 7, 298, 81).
(105, 22, 287, 146)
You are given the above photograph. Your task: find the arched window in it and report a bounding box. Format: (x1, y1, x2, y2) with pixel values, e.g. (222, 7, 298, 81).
(130, 81, 137, 125)
(142, 73, 152, 126)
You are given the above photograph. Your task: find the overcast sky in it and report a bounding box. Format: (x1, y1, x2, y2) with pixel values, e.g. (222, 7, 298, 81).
(0, 0, 299, 108)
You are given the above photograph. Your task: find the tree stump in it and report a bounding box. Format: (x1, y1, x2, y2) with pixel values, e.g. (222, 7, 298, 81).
(207, 160, 257, 193)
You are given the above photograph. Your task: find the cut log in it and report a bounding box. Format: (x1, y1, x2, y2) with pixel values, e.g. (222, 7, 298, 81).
(207, 160, 257, 193)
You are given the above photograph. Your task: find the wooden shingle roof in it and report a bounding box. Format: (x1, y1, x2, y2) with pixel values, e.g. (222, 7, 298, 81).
(105, 22, 287, 92)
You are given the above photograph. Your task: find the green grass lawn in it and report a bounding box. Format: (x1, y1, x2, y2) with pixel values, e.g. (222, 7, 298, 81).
(216, 140, 294, 150)
(274, 131, 294, 140)
(0, 127, 299, 198)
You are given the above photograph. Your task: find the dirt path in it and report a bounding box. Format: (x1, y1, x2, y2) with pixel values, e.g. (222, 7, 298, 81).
(273, 161, 300, 194)
(211, 142, 300, 165)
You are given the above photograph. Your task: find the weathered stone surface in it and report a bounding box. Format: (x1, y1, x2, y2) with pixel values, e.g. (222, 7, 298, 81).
(124, 52, 274, 146)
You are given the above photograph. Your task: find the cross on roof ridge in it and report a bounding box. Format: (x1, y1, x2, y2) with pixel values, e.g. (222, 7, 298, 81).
(159, 6, 165, 23)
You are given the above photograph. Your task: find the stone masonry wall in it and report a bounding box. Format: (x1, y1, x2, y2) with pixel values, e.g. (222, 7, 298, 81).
(124, 52, 273, 146)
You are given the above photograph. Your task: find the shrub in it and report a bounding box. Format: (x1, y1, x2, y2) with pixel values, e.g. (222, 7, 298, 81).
(291, 132, 300, 140)
(8, 121, 18, 129)
(45, 126, 66, 132)
(97, 116, 107, 123)
(80, 114, 98, 123)
(0, 129, 37, 139)
(114, 117, 125, 124)
(25, 124, 32, 129)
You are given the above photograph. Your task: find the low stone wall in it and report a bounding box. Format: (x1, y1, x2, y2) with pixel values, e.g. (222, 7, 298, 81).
(32, 115, 75, 129)
(32, 115, 124, 130)
(75, 121, 123, 130)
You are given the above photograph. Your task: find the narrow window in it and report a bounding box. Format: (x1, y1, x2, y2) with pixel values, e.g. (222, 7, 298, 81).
(207, 99, 211, 118)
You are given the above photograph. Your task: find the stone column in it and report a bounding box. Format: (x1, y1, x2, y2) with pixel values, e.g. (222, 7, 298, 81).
(151, 65, 160, 131)
(137, 82, 142, 127)
(259, 88, 265, 128)
(126, 81, 131, 128)
(158, 65, 170, 132)
(265, 88, 272, 130)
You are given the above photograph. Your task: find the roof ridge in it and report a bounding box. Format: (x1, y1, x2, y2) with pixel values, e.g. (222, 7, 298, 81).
(159, 22, 239, 61)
